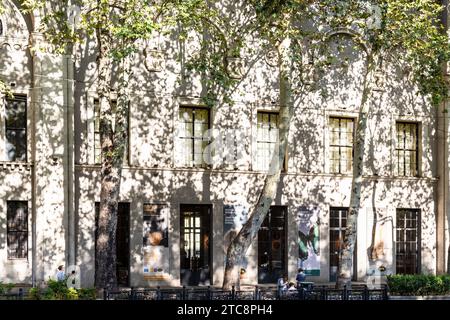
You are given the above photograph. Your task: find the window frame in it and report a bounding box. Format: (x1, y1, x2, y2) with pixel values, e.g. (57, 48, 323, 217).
(5, 94, 27, 162)
(6, 201, 29, 260)
(178, 106, 211, 168)
(329, 116, 355, 174)
(395, 208, 421, 275)
(394, 121, 420, 177)
(93, 99, 130, 166)
(255, 111, 287, 172)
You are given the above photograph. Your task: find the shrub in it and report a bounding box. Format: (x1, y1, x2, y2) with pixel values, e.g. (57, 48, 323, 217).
(27, 280, 96, 300)
(388, 275, 450, 296)
(0, 282, 14, 294)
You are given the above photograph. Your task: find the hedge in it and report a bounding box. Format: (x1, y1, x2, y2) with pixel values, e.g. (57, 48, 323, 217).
(387, 275, 450, 296)
(28, 280, 96, 300)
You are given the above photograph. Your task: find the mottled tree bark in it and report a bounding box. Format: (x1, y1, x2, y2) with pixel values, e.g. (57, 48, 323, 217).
(336, 52, 379, 289)
(223, 37, 294, 290)
(94, 7, 131, 290)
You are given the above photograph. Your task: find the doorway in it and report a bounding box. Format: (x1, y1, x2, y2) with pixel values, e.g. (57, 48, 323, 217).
(95, 202, 130, 287)
(258, 206, 287, 284)
(329, 207, 356, 282)
(180, 204, 212, 286)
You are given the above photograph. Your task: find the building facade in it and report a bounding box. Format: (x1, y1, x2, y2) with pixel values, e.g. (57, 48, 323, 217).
(1, 0, 450, 288)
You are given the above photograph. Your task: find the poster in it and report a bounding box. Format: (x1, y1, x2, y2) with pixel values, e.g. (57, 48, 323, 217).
(223, 205, 248, 279)
(297, 206, 320, 276)
(143, 204, 170, 280)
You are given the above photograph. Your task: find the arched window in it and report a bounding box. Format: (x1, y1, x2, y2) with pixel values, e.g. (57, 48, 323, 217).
(0, 19, 3, 36)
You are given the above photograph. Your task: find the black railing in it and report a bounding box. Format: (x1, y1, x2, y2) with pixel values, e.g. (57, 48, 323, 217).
(0, 288, 24, 300)
(104, 285, 389, 301)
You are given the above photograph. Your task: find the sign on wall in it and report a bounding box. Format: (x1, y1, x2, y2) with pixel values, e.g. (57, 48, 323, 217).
(143, 204, 170, 280)
(223, 205, 249, 279)
(297, 206, 320, 276)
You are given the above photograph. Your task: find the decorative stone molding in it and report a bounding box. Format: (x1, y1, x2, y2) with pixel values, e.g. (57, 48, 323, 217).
(0, 36, 29, 51)
(143, 47, 165, 72)
(0, 161, 32, 172)
(226, 56, 245, 79)
(264, 49, 278, 67)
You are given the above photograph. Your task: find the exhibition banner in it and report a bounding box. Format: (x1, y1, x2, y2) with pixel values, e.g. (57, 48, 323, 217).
(298, 206, 320, 276)
(143, 204, 170, 280)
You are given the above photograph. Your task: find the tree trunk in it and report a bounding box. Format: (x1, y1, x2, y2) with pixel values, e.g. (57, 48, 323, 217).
(94, 5, 131, 290)
(222, 37, 294, 290)
(336, 52, 379, 289)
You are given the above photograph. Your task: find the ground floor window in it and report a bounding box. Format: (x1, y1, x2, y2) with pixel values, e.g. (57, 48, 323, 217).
(396, 208, 420, 274)
(7, 201, 28, 259)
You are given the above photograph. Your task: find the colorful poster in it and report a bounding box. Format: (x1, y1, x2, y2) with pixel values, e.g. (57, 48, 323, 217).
(297, 206, 320, 276)
(143, 204, 170, 280)
(223, 205, 248, 279)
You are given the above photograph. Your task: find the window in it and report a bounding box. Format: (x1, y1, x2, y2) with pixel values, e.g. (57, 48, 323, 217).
(395, 122, 419, 176)
(7, 201, 28, 259)
(396, 209, 420, 274)
(94, 100, 129, 165)
(0, 19, 3, 36)
(256, 112, 286, 171)
(329, 117, 354, 174)
(5, 95, 27, 162)
(178, 107, 210, 167)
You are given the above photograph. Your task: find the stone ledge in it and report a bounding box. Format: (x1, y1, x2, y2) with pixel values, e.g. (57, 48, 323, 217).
(389, 295, 450, 300)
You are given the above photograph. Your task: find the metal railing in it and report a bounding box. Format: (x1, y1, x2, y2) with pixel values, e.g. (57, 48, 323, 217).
(104, 284, 389, 301)
(0, 288, 24, 300)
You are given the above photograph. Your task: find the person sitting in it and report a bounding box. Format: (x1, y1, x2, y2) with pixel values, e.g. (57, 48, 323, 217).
(287, 282, 297, 291)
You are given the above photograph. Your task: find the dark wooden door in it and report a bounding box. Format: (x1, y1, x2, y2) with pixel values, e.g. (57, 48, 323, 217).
(95, 202, 130, 287)
(258, 206, 287, 284)
(116, 203, 130, 287)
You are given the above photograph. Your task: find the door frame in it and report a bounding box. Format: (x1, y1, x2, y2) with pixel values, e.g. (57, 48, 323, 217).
(94, 202, 131, 287)
(180, 204, 213, 286)
(257, 205, 288, 284)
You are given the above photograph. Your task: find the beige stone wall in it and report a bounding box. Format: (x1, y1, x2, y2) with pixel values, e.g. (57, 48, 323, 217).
(0, 0, 446, 287)
(73, 35, 439, 286)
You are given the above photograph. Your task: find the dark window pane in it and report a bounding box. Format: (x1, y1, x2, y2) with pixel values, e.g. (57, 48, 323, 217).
(6, 97, 27, 128)
(396, 122, 419, 177)
(7, 201, 28, 259)
(6, 129, 27, 161)
(396, 209, 420, 274)
(5, 96, 27, 162)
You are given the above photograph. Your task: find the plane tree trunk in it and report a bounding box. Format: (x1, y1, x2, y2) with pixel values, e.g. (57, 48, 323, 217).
(222, 37, 294, 290)
(336, 51, 379, 289)
(94, 14, 131, 290)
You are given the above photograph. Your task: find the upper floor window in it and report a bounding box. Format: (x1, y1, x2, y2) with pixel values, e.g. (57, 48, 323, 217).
(94, 100, 129, 165)
(5, 95, 27, 162)
(7, 201, 28, 259)
(0, 19, 4, 36)
(178, 107, 210, 167)
(395, 122, 419, 177)
(329, 117, 354, 174)
(256, 112, 285, 171)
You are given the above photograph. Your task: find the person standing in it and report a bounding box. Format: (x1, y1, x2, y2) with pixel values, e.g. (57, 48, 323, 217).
(296, 268, 306, 284)
(56, 265, 65, 282)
